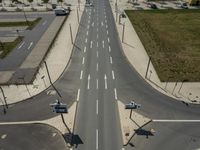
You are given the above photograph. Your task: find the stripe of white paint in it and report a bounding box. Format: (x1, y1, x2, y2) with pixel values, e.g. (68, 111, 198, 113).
(153, 120, 200, 122)
(86, 31, 88, 35)
(109, 46, 111, 52)
(96, 63, 99, 71)
(80, 70, 83, 79)
(97, 41, 98, 47)
(108, 37, 110, 43)
(82, 57, 85, 64)
(96, 129, 98, 150)
(107, 30, 109, 35)
(114, 88, 118, 100)
(110, 56, 113, 64)
(112, 70, 115, 80)
(96, 79, 99, 89)
(77, 89, 80, 101)
(102, 40, 104, 48)
(27, 42, 33, 49)
(97, 51, 99, 58)
(96, 100, 98, 114)
(90, 41, 93, 48)
(18, 41, 25, 49)
(85, 38, 88, 43)
(84, 46, 86, 53)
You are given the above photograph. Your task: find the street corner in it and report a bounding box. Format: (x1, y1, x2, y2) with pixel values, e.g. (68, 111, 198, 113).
(117, 100, 151, 145)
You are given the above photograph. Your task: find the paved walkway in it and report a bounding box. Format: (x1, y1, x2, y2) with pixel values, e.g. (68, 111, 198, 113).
(0, 2, 85, 105)
(110, 0, 200, 104)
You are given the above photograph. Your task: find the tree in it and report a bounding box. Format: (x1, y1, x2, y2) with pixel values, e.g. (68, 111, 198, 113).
(42, 0, 49, 9)
(57, 0, 63, 6)
(27, 0, 33, 8)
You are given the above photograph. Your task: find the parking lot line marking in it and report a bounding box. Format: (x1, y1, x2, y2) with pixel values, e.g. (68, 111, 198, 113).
(114, 88, 118, 100)
(18, 41, 25, 49)
(27, 42, 33, 50)
(77, 89, 80, 101)
(90, 41, 93, 48)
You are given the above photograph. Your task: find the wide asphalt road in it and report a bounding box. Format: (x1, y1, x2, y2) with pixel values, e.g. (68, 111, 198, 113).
(0, 0, 200, 150)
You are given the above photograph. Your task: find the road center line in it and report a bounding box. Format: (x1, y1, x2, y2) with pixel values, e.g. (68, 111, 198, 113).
(77, 89, 80, 101)
(82, 57, 85, 65)
(18, 41, 25, 49)
(80, 70, 83, 79)
(112, 70, 115, 80)
(107, 30, 109, 35)
(84, 46, 86, 53)
(90, 41, 93, 48)
(108, 37, 110, 43)
(96, 51, 99, 58)
(96, 79, 99, 89)
(96, 63, 99, 71)
(109, 46, 111, 52)
(87, 74, 90, 90)
(104, 74, 107, 89)
(97, 41, 98, 47)
(96, 100, 98, 114)
(27, 42, 33, 50)
(96, 129, 98, 150)
(102, 40, 104, 48)
(114, 88, 118, 100)
(97, 28, 98, 32)
(110, 56, 113, 64)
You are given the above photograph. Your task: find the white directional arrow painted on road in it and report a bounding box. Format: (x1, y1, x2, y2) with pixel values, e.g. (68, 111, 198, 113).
(104, 74, 107, 89)
(87, 74, 91, 90)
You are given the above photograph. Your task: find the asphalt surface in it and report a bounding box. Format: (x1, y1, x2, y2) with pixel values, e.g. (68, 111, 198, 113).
(0, 13, 55, 70)
(0, 124, 68, 150)
(0, 0, 200, 150)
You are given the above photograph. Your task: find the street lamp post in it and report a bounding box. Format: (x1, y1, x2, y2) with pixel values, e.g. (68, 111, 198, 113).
(41, 75, 47, 88)
(145, 56, 151, 79)
(0, 86, 8, 109)
(18, 76, 31, 97)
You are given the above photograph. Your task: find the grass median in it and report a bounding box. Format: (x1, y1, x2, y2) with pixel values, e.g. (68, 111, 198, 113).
(0, 37, 23, 58)
(126, 9, 200, 82)
(0, 17, 42, 30)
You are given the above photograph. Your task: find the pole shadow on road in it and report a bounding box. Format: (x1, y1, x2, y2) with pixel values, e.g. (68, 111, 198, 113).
(63, 133, 83, 148)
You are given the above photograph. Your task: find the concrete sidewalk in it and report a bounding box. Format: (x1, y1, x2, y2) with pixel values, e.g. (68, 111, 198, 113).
(110, 0, 200, 104)
(0, 1, 85, 105)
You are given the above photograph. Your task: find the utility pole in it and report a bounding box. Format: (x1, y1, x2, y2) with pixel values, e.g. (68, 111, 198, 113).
(44, 61, 62, 98)
(145, 56, 151, 79)
(0, 86, 8, 109)
(69, 24, 73, 44)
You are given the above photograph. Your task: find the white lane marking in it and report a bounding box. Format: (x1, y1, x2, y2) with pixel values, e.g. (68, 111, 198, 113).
(42, 20, 47, 26)
(104, 74, 107, 89)
(96, 63, 99, 71)
(86, 31, 89, 35)
(94, 9, 95, 12)
(96, 100, 98, 114)
(97, 34, 99, 39)
(110, 56, 113, 64)
(101, 21, 104, 26)
(27, 42, 33, 50)
(77, 89, 80, 101)
(1, 134, 7, 139)
(105, 15, 107, 19)
(96, 79, 99, 89)
(153, 120, 200, 122)
(87, 74, 91, 90)
(82, 57, 85, 64)
(109, 46, 111, 52)
(108, 37, 110, 43)
(97, 41, 98, 47)
(112, 70, 115, 80)
(92, 22, 94, 27)
(102, 40, 104, 48)
(105, 19, 107, 23)
(96, 129, 98, 150)
(84, 46, 86, 53)
(122, 148, 125, 150)
(85, 38, 88, 43)
(18, 41, 25, 49)
(97, 28, 98, 32)
(89, 15, 91, 19)
(87, 25, 89, 29)
(96, 51, 99, 58)
(80, 70, 83, 79)
(107, 30, 109, 35)
(106, 25, 108, 29)
(114, 88, 118, 100)
(88, 20, 90, 24)
(90, 41, 93, 48)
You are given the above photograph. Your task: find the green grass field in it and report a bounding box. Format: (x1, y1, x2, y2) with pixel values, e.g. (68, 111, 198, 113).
(0, 17, 42, 29)
(126, 9, 200, 82)
(0, 37, 23, 58)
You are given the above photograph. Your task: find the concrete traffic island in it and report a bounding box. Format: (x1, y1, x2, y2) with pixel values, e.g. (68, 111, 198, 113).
(117, 100, 152, 145)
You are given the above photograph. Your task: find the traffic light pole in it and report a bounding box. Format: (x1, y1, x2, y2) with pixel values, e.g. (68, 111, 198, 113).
(129, 109, 133, 119)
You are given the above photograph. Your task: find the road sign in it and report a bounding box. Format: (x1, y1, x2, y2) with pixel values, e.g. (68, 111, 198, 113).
(50, 100, 68, 113)
(125, 101, 141, 109)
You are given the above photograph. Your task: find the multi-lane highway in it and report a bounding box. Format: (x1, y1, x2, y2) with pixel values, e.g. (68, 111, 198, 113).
(0, 0, 200, 149)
